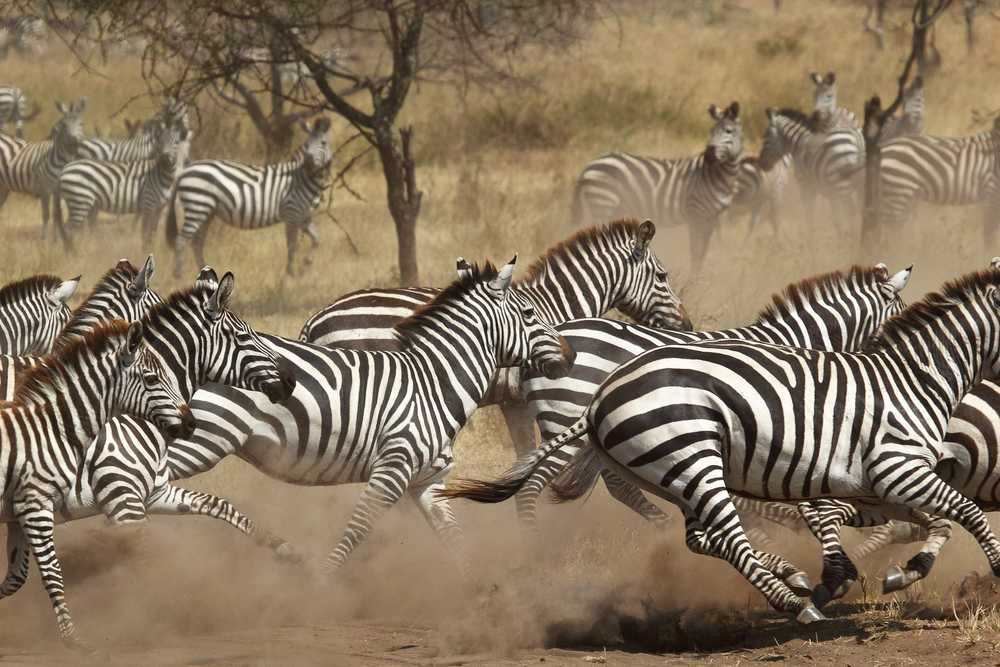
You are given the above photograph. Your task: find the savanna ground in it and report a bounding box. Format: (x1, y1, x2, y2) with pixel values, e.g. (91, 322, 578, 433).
(3, 0, 1000, 664)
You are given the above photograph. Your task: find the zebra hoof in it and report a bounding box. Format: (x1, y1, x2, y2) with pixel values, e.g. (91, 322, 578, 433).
(275, 543, 303, 564)
(882, 565, 906, 593)
(811, 584, 832, 609)
(796, 606, 826, 625)
(831, 578, 855, 601)
(785, 573, 814, 596)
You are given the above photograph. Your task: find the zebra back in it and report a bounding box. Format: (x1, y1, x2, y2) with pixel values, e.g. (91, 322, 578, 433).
(0, 274, 80, 355)
(77, 118, 161, 162)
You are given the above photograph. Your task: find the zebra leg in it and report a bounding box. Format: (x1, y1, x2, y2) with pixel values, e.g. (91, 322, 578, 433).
(88, 208, 98, 231)
(301, 217, 321, 267)
(688, 219, 717, 273)
(499, 402, 536, 458)
(144, 484, 302, 563)
(40, 194, 50, 239)
(0, 523, 31, 598)
(285, 220, 301, 276)
(797, 499, 860, 608)
(13, 500, 98, 657)
(851, 520, 928, 562)
(408, 468, 474, 583)
(190, 220, 212, 274)
(140, 203, 161, 254)
(321, 451, 413, 574)
(599, 470, 671, 528)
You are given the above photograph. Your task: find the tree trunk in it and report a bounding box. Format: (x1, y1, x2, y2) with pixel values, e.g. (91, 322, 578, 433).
(374, 118, 422, 285)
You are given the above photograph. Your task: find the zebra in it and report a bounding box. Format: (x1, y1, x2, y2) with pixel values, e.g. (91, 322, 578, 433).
(0, 273, 80, 355)
(759, 106, 865, 226)
(144, 257, 576, 581)
(876, 75, 924, 144)
(166, 116, 332, 278)
(732, 152, 791, 236)
(509, 264, 911, 555)
(444, 269, 1000, 624)
(878, 116, 1000, 246)
(53, 118, 190, 252)
(0, 15, 48, 59)
(0, 319, 194, 657)
(77, 96, 189, 163)
(572, 102, 743, 272)
(0, 84, 36, 138)
(0, 99, 86, 237)
(810, 70, 859, 134)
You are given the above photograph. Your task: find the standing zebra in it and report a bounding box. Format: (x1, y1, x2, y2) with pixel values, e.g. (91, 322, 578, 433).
(759, 106, 865, 226)
(166, 117, 331, 278)
(0, 84, 34, 138)
(0, 319, 194, 657)
(445, 269, 1000, 624)
(810, 70, 859, 133)
(572, 103, 743, 272)
(0, 274, 79, 355)
(733, 152, 791, 236)
(153, 257, 575, 580)
(876, 75, 924, 144)
(509, 264, 910, 553)
(879, 116, 1000, 246)
(0, 99, 85, 237)
(77, 96, 189, 163)
(53, 118, 190, 252)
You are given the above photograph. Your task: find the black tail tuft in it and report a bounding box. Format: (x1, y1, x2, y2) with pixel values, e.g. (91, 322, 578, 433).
(165, 198, 178, 250)
(549, 448, 604, 503)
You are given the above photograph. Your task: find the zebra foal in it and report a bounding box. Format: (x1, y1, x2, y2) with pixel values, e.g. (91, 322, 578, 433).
(0, 273, 79, 355)
(572, 103, 742, 272)
(166, 117, 331, 278)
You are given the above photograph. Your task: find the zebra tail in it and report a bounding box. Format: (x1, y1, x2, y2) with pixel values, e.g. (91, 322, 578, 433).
(548, 447, 603, 503)
(437, 417, 591, 503)
(165, 195, 178, 250)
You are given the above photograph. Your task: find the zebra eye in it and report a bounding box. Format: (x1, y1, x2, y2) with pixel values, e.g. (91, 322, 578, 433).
(144, 374, 160, 387)
(655, 271, 668, 282)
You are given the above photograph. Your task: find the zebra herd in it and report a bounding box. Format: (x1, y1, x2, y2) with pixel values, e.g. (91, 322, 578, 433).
(0, 85, 334, 277)
(574, 70, 1000, 270)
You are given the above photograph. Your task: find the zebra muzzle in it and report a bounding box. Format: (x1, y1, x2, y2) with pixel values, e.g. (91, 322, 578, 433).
(164, 405, 197, 440)
(542, 337, 576, 379)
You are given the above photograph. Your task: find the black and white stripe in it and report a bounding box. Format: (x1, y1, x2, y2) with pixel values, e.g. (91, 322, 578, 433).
(0, 84, 29, 138)
(0, 319, 193, 656)
(0, 99, 85, 237)
(809, 70, 859, 134)
(0, 274, 79, 355)
(165, 116, 331, 277)
(733, 152, 791, 236)
(572, 103, 743, 272)
(876, 75, 924, 144)
(0, 15, 48, 58)
(54, 119, 190, 252)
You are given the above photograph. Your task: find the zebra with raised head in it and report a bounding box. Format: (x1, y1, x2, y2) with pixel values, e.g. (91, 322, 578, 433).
(876, 75, 924, 144)
(166, 116, 331, 278)
(759, 106, 865, 226)
(0, 84, 32, 138)
(446, 269, 1000, 624)
(509, 264, 911, 555)
(879, 116, 1000, 245)
(0, 99, 85, 237)
(77, 96, 189, 163)
(810, 69, 859, 133)
(733, 152, 791, 236)
(572, 102, 743, 272)
(54, 118, 190, 252)
(0, 274, 79, 355)
(0, 319, 194, 657)
(152, 257, 575, 580)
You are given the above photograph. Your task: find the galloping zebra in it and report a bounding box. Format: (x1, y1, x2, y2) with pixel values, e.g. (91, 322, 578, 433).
(0, 84, 33, 138)
(300, 219, 690, 458)
(0, 99, 85, 236)
(0, 319, 193, 656)
(445, 269, 1000, 624)
(879, 116, 1000, 245)
(166, 117, 331, 278)
(509, 264, 910, 553)
(146, 257, 575, 580)
(732, 152, 791, 236)
(54, 119, 190, 252)
(0, 274, 79, 355)
(810, 70, 859, 133)
(572, 103, 743, 272)
(876, 75, 924, 144)
(759, 107, 865, 226)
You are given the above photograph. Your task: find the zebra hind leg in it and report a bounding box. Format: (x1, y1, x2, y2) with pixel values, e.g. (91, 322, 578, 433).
(599, 470, 671, 528)
(301, 217, 320, 268)
(145, 483, 302, 563)
(409, 467, 474, 584)
(285, 220, 301, 276)
(797, 499, 860, 608)
(0, 523, 31, 598)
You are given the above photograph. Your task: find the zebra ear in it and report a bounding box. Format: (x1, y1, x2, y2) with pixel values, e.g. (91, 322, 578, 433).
(48, 275, 81, 306)
(55, 99, 67, 114)
(487, 254, 517, 297)
(456, 257, 473, 282)
(881, 264, 912, 298)
(991, 257, 1000, 272)
(824, 71, 835, 85)
(634, 220, 656, 255)
(123, 321, 144, 365)
(709, 104, 722, 121)
(991, 288, 1000, 311)
(196, 266, 219, 292)
(810, 71, 822, 86)
(129, 254, 155, 299)
(765, 107, 775, 120)
(727, 101, 740, 119)
(208, 272, 235, 315)
(299, 118, 312, 133)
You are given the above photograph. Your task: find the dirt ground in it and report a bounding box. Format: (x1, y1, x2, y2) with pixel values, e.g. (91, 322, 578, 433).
(2, 457, 1000, 667)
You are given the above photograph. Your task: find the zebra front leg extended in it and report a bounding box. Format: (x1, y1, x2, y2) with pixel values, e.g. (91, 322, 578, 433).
(0, 523, 31, 598)
(408, 465, 474, 584)
(688, 219, 718, 274)
(322, 450, 413, 574)
(145, 483, 302, 563)
(13, 499, 99, 657)
(797, 499, 861, 608)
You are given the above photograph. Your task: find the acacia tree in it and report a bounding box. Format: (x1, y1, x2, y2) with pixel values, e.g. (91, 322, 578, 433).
(36, 0, 591, 285)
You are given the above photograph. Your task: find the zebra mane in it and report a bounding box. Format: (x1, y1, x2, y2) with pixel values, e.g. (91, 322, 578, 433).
(754, 265, 887, 325)
(0, 274, 63, 310)
(775, 107, 824, 133)
(867, 269, 1000, 352)
(517, 218, 643, 287)
(393, 261, 500, 348)
(13, 319, 131, 405)
(63, 260, 140, 329)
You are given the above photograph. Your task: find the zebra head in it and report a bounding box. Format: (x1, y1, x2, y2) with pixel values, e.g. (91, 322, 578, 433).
(759, 108, 800, 170)
(52, 98, 86, 155)
(114, 321, 197, 440)
(60, 255, 162, 340)
(811, 70, 837, 119)
(299, 116, 332, 174)
(32, 275, 79, 353)
(707, 102, 742, 165)
(613, 219, 692, 331)
(154, 119, 190, 177)
(0, 274, 79, 355)
(188, 268, 296, 403)
(487, 255, 576, 380)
